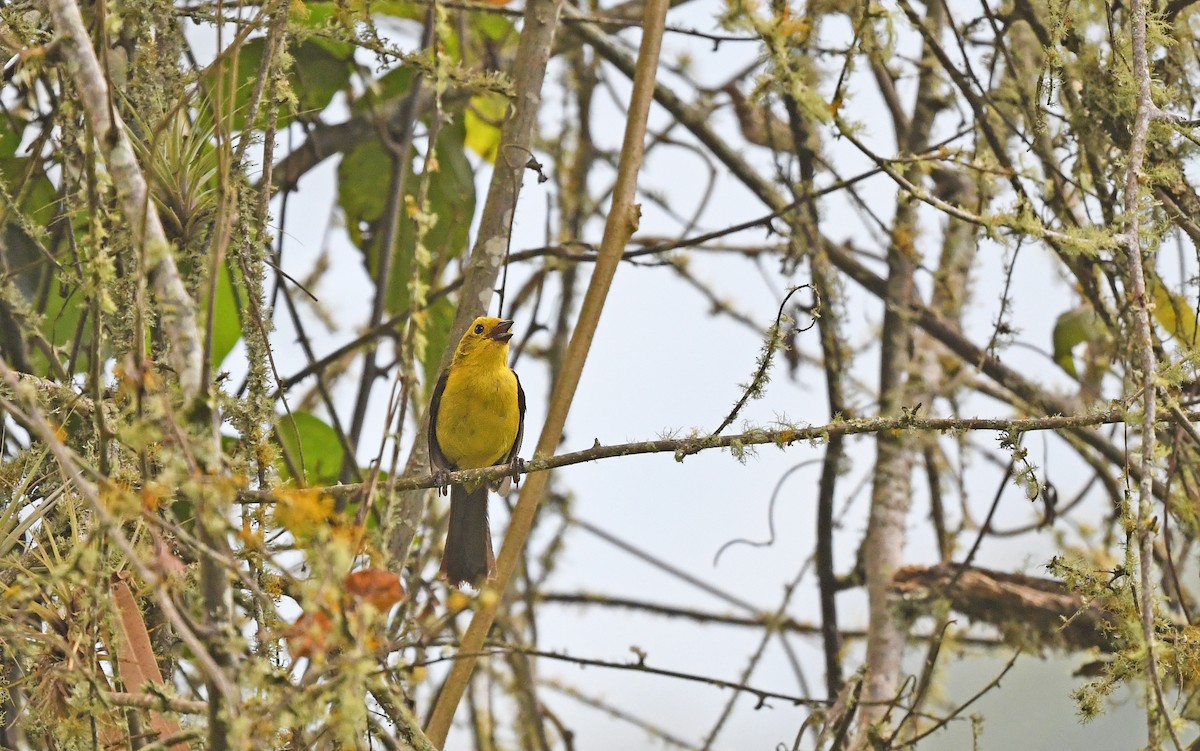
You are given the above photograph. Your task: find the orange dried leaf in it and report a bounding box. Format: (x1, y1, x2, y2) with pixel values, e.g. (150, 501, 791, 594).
(141, 483, 168, 511)
(288, 610, 334, 660)
(345, 569, 405, 611)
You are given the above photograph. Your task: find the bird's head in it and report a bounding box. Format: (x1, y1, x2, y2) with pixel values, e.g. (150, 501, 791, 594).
(453, 317, 515, 364)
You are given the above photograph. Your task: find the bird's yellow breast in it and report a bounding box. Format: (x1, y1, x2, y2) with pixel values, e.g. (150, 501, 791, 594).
(436, 359, 520, 470)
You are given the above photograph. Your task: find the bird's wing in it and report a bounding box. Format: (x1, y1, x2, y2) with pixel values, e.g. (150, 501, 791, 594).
(505, 369, 526, 466)
(428, 369, 455, 472)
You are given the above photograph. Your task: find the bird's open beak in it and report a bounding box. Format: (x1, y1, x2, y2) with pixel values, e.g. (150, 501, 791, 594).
(489, 319, 515, 342)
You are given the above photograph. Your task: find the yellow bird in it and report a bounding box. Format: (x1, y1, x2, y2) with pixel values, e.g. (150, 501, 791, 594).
(429, 316, 525, 587)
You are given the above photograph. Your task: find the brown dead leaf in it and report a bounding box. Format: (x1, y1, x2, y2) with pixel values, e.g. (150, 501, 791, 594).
(344, 569, 405, 612)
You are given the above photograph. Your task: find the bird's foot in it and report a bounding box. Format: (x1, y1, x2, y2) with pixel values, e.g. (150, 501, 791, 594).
(431, 468, 451, 496)
(508, 457, 525, 486)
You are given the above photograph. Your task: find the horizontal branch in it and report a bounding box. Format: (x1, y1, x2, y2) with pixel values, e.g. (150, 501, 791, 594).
(413, 644, 828, 708)
(103, 690, 208, 715)
(241, 407, 1178, 503)
(538, 592, 1006, 647)
(892, 563, 1119, 653)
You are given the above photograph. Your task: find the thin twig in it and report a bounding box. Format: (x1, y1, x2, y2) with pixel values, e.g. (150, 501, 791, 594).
(416, 646, 827, 708)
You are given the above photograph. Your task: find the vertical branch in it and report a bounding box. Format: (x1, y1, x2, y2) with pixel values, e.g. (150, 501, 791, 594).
(423, 0, 670, 742)
(234, 15, 288, 602)
(811, 253, 849, 696)
(855, 1, 947, 741)
(549, 46, 599, 391)
(47, 0, 203, 401)
(1123, 2, 1183, 748)
(771, 2, 850, 697)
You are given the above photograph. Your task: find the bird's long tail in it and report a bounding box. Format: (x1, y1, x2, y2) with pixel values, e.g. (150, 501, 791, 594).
(441, 483, 495, 588)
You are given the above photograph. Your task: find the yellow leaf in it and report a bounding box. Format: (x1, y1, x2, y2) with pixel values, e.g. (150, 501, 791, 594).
(273, 488, 335, 540)
(446, 589, 472, 613)
(1152, 280, 1198, 347)
(464, 93, 507, 162)
(779, 17, 811, 42)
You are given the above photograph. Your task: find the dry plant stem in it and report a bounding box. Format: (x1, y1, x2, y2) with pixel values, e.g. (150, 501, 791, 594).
(47, 0, 203, 400)
(422, 0, 669, 741)
(1124, 1, 1182, 748)
(383, 0, 567, 565)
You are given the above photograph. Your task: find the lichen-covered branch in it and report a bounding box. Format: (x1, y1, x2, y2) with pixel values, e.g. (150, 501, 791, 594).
(47, 0, 204, 400)
(1122, 1, 1183, 747)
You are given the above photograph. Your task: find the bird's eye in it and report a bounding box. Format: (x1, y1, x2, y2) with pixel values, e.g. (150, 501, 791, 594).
(474, 324, 485, 335)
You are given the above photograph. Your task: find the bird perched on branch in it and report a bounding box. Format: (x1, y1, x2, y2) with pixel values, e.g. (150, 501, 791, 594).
(429, 316, 525, 588)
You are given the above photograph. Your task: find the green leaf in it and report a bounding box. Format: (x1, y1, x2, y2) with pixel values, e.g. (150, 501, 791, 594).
(355, 65, 415, 113)
(292, 40, 354, 117)
(0, 121, 20, 158)
(338, 138, 393, 248)
(0, 156, 60, 227)
(209, 37, 268, 130)
(209, 262, 243, 369)
(1052, 306, 1102, 378)
(2, 223, 45, 300)
(473, 12, 517, 42)
(0, 156, 58, 307)
(276, 411, 345, 486)
(422, 296, 456, 394)
(209, 36, 352, 130)
(35, 274, 91, 376)
(289, 2, 356, 58)
(339, 117, 476, 316)
(370, 1, 429, 22)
